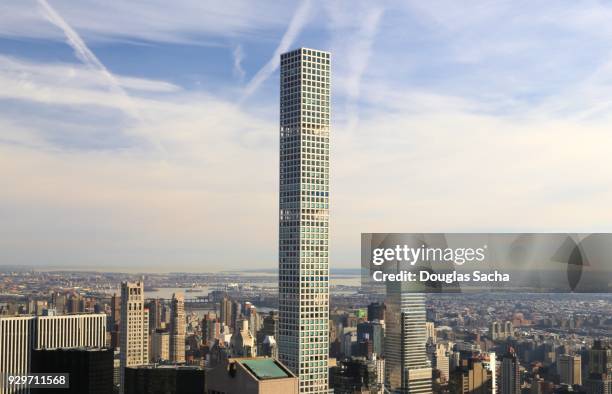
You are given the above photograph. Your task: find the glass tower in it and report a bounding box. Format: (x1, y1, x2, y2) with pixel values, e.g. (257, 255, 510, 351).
(279, 47, 331, 394)
(385, 282, 432, 393)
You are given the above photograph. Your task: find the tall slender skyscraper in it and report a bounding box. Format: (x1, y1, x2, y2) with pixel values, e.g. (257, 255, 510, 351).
(169, 292, 185, 363)
(120, 281, 148, 394)
(279, 47, 331, 394)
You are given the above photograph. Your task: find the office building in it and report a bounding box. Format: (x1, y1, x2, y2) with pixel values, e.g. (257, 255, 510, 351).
(125, 364, 205, 394)
(0, 314, 106, 394)
(329, 357, 381, 394)
(120, 281, 149, 393)
(278, 47, 331, 394)
(152, 329, 170, 362)
(169, 293, 185, 363)
(31, 347, 113, 394)
(449, 358, 492, 394)
(219, 297, 233, 329)
(433, 344, 450, 382)
(230, 319, 256, 357)
(501, 349, 520, 394)
(146, 298, 162, 333)
(206, 357, 298, 394)
(367, 302, 385, 322)
(585, 340, 612, 394)
(558, 354, 581, 386)
(384, 282, 432, 393)
(425, 322, 436, 343)
(357, 321, 384, 357)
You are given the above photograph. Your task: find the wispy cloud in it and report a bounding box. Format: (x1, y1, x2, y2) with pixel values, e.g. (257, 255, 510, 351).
(342, 7, 383, 131)
(233, 44, 245, 80)
(37, 0, 138, 118)
(242, 1, 312, 99)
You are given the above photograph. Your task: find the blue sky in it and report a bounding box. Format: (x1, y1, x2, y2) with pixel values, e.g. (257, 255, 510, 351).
(1, 1, 612, 271)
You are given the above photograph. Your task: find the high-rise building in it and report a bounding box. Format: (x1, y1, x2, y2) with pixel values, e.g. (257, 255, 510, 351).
(425, 322, 436, 343)
(31, 348, 114, 394)
(585, 340, 612, 394)
(111, 293, 121, 327)
(120, 281, 149, 394)
(146, 298, 162, 333)
(357, 321, 384, 357)
(449, 358, 492, 394)
(433, 345, 450, 382)
(278, 47, 331, 394)
(384, 284, 432, 393)
(0, 314, 106, 394)
(152, 329, 170, 362)
(559, 354, 581, 386)
(219, 297, 233, 328)
(230, 319, 256, 357)
(329, 357, 381, 394)
(367, 302, 385, 322)
(501, 349, 520, 394)
(169, 293, 185, 363)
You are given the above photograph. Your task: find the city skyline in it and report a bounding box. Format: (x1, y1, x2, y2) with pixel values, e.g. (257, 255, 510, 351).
(2, 1, 612, 271)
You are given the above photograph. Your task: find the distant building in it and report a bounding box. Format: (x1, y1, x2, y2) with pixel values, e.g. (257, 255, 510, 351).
(426, 322, 436, 344)
(357, 321, 384, 357)
(206, 357, 298, 394)
(219, 297, 233, 328)
(558, 354, 581, 386)
(31, 347, 113, 394)
(260, 336, 278, 359)
(125, 364, 205, 394)
(449, 358, 492, 394)
(230, 320, 256, 357)
(490, 321, 514, 341)
(146, 298, 162, 333)
(152, 329, 170, 362)
(434, 345, 450, 382)
(256, 311, 278, 356)
(585, 340, 612, 394)
(367, 303, 385, 322)
(501, 349, 520, 394)
(170, 293, 186, 363)
(329, 356, 381, 394)
(120, 281, 149, 393)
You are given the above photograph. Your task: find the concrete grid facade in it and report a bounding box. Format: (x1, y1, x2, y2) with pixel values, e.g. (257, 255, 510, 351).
(278, 47, 331, 394)
(0, 314, 106, 394)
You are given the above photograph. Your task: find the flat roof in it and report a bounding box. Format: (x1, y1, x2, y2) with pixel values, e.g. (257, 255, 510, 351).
(240, 359, 291, 380)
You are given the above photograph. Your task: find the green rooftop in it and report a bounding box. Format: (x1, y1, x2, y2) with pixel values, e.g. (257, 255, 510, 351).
(240, 359, 291, 380)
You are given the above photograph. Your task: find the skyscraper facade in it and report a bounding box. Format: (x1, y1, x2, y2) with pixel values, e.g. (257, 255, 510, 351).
(0, 314, 106, 394)
(169, 292, 185, 363)
(279, 47, 331, 394)
(120, 281, 148, 394)
(501, 349, 520, 394)
(559, 354, 582, 386)
(384, 287, 432, 393)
